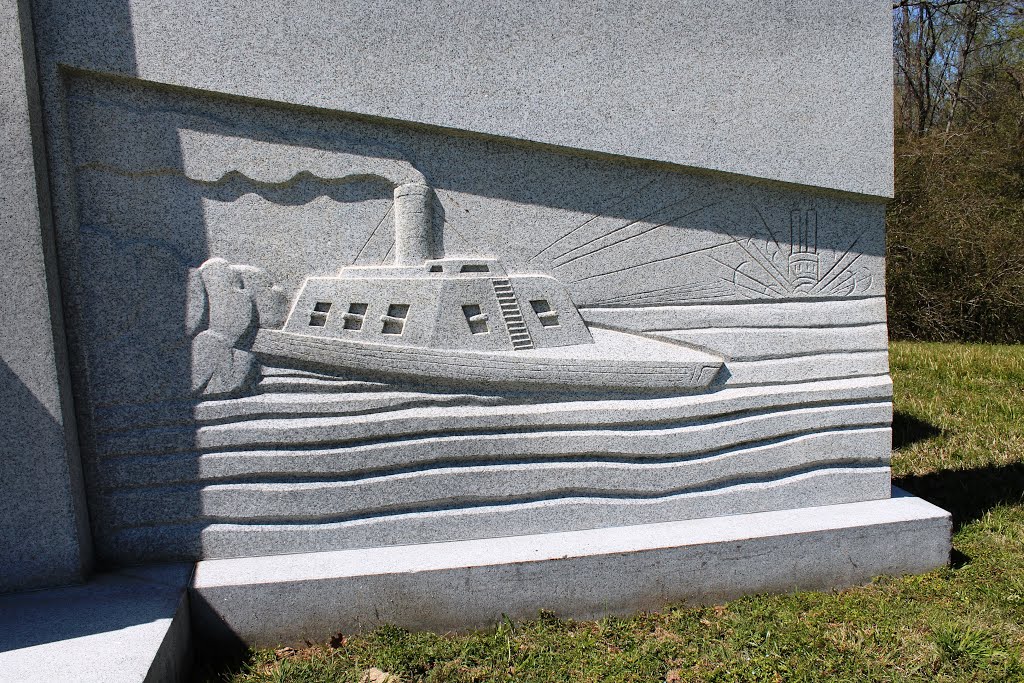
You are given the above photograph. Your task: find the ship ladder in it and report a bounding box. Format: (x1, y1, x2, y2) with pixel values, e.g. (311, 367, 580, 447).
(491, 279, 535, 350)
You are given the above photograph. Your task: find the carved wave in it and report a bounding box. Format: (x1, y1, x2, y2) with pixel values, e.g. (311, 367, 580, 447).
(97, 400, 891, 490)
(93, 395, 891, 460)
(579, 300, 890, 382)
(92, 375, 891, 455)
(725, 352, 890, 386)
(93, 389, 519, 435)
(100, 466, 893, 562)
(88, 371, 894, 563)
(653, 326, 888, 361)
(580, 298, 887, 329)
(100, 427, 890, 528)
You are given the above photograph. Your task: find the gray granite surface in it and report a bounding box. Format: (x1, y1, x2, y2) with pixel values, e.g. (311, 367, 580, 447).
(2, 0, 928, 600)
(0, 563, 192, 683)
(23, 67, 894, 563)
(30, 0, 893, 197)
(0, 0, 957, 656)
(0, 0, 92, 592)
(191, 492, 951, 645)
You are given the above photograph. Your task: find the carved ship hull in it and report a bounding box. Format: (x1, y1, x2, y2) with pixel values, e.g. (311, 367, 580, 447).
(252, 326, 723, 392)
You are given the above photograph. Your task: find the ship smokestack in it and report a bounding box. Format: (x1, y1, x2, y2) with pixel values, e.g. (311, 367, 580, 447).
(393, 182, 433, 265)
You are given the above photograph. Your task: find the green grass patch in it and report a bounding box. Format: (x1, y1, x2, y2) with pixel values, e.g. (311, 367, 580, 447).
(202, 342, 1024, 683)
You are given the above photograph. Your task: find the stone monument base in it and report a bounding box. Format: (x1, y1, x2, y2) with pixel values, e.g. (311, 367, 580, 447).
(0, 564, 192, 683)
(192, 489, 950, 647)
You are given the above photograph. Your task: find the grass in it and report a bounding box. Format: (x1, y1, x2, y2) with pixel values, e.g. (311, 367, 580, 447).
(201, 342, 1024, 683)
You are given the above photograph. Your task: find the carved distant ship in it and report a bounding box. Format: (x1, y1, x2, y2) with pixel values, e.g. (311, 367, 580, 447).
(251, 182, 724, 392)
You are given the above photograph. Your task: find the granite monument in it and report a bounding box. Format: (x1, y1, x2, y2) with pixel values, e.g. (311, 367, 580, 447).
(1, 0, 950, 676)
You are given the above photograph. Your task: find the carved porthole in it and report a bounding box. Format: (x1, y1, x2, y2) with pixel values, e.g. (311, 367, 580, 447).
(308, 301, 332, 327)
(381, 303, 410, 335)
(342, 303, 368, 330)
(462, 304, 490, 334)
(530, 299, 560, 327)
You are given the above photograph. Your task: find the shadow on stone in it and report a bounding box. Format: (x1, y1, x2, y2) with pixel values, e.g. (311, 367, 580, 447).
(188, 590, 252, 681)
(895, 463, 1024, 531)
(0, 564, 189, 652)
(891, 410, 943, 450)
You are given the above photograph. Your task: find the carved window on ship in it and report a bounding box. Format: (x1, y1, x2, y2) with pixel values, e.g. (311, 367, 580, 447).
(462, 304, 490, 334)
(381, 303, 410, 335)
(308, 301, 332, 327)
(342, 303, 368, 330)
(530, 299, 559, 327)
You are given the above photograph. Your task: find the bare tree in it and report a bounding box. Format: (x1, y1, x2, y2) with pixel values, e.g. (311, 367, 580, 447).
(893, 0, 1022, 135)
(888, 1, 1024, 343)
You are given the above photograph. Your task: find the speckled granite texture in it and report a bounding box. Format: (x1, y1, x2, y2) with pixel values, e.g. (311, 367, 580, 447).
(0, 0, 91, 592)
(0, 564, 191, 683)
(34, 74, 896, 563)
(191, 493, 950, 645)
(8, 1, 933, 580)
(0, 0, 953, 651)
(30, 0, 893, 197)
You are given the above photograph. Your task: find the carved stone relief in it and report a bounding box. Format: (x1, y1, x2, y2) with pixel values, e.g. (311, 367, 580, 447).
(58, 75, 893, 563)
(189, 257, 288, 397)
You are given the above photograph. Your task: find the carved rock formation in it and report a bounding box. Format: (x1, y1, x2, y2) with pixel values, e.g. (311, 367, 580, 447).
(190, 257, 288, 397)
